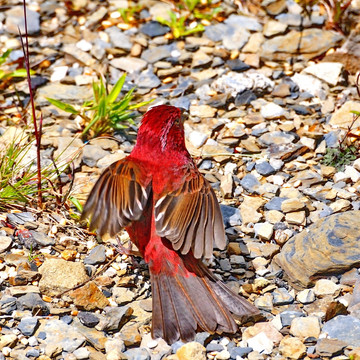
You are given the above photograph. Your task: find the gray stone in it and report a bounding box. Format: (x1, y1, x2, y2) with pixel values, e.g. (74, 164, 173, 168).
(140, 21, 170, 37)
(240, 174, 261, 194)
(230, 347, 253, 358)
(265, 197, 287, 211)
(29, 231, 55, 246)
(272, 288, 294, 305)
(78, 311, 100, 327)
(225, 14, 262, 31)
(82, 145, 109, 168)
(259, 131, 295, 146)
(106, 27, 133, 51)
(0, 295, 17, 315)
(220, 205, 242, 227)
(41, 319, 86, 353)
(141, 45, 174, 63)
(280, 311, 304, 327)
(5, 7, 40, 34)
(110, 57, 147, 73)
(255, 161, 276, 176)
(17, 293, 49, 315)
(219, 259, 232, 272)
(124, 347, 150, 360)
(322, 315, 360, 347)
(136, 68, 161, 89)
(97, 306, 133, 332)
(17, 317, 38, 336)
(84, 245, 106, 265)
(39, 84, 92, 106)
(261, 29, 343, 60)
(274, 211, 360, 288)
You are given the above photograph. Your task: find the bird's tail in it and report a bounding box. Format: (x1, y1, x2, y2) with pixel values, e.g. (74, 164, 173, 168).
(150, 254, 259, 344)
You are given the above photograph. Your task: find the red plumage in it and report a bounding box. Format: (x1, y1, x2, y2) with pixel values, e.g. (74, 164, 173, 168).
(82, 105, 259, 344)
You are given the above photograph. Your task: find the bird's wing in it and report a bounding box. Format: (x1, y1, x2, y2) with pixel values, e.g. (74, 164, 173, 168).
(154, 166, 226, 259)
(81, 158, 151, 237)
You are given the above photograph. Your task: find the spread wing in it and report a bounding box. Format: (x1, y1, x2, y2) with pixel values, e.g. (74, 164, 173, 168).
(154, 167, 226, 259)
(81, 158, 151, 237)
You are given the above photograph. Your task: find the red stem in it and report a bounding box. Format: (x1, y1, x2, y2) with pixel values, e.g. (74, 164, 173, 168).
(20, 1, 43, 208)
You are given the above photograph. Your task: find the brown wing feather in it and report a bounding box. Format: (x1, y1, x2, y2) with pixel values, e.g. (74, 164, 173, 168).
(154, 168, 226, 259)
(81, 158, 151, 237)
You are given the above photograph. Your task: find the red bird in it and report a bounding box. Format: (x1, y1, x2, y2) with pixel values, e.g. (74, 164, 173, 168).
(82, 105, 259, 344)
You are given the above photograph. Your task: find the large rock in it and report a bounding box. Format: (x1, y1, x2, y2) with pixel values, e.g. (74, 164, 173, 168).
(261, 29, 343, 61)
(274, 211, 360, 288)
(39, 259, 89, 296)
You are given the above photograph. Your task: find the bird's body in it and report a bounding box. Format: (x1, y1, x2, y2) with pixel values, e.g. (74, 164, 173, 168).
(82, 105, 259, 343)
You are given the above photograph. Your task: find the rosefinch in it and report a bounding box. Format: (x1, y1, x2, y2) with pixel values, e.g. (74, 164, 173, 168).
(82, 105, 259, 344)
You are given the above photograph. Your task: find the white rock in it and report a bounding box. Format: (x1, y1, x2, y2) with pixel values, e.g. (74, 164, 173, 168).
(254, 222, 274, 240)
(333, 171, 350, 183)
(247, 332, 274, 355)
(353, 158, 360, 172)
(314, 279, 339, 296)
(76, 39, 92, 51)
(296, 289, 315, 304)
(73, 347, 90, 359)
(188, 130, 208, 148)
(303, 62, 343, 86)
(291, 73, 325, 98)
(50, 66, 68, 82)
(300, 137, 316, 150)
(345, 165, 360, 182)
(261, 103, 285, 119)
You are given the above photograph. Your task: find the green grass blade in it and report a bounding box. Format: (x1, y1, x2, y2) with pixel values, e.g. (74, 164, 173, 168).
(46, 98, 79, 114)
(107, 74, 126, 104)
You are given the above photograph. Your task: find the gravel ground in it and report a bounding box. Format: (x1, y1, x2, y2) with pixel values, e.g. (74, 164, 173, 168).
(1, 0, 360, 359)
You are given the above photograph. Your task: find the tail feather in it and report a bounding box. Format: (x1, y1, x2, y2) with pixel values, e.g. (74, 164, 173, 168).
(150, 259, 259, 344)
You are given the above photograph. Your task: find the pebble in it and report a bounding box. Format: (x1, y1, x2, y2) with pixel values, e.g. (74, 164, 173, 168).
(322, 315, 360, 347)
(39, 259, 89, 296)
(2, 2, 360, 359)
(303, 62, 344, 86)
(246, 332, 274, 355)
(279, 336, 306, 359)
(290, 316, 321, 339)
(84, 245, 106, 265)
(0, 236, 12, 253)
(313, 279, 339, 296)
(296, 289, 315, 304)
(176, 342, 206, 360)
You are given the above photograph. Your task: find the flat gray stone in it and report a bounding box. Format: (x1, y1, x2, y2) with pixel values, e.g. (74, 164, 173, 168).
(274, 211, 360, 288)
(5, 6, 40, 34)
(322, 315, 360, 347)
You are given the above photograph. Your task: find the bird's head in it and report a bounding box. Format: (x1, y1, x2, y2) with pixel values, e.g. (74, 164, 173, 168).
(136, 105, 186, 153)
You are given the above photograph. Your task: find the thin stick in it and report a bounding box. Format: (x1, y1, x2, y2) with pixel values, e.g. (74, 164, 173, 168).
(19, 1, 43, 208)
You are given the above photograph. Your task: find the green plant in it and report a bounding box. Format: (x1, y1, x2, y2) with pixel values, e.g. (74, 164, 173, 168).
(322, 110, 360, 170)
(47, 74, 152, 139)
(118, 5, 144, 23)
(0, 49, 34, 82)
(323, 145, 357, 170)
(0, 130, 69, 210)
(68, 196, 84, 220)
(157, 11, 205, 38)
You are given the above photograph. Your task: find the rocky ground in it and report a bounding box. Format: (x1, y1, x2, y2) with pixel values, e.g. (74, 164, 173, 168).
(1, 0, 360, 359)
